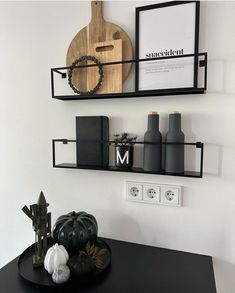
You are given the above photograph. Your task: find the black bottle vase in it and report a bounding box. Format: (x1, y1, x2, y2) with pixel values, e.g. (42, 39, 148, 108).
(165, 112, 185, 174)
(143, 113, 162, 172)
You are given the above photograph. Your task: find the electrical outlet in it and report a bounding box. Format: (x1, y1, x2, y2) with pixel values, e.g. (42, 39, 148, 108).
(160, 185, 182, 206)
(143, 184, 160, 204)
(126, 181, 182, 207)
(126, 181, 143, 202)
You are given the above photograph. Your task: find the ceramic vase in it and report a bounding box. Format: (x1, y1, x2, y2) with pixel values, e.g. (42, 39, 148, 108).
(143, 113, 162, 172)
(165, 112, 185, 174)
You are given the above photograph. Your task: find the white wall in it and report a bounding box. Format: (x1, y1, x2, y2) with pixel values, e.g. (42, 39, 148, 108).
(0, 1, 235, 292)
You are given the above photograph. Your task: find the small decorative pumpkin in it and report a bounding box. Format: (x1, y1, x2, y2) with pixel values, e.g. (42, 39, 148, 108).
(44, 244, 69, 274)
(52, 211, 98, 255)
(52, 264, 70, 284)
(68, 251, 95, 277)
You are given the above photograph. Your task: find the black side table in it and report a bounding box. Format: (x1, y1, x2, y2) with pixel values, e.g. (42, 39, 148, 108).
(0, 238, 216, 293)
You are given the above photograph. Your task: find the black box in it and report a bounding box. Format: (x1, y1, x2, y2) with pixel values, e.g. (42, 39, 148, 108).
(76, 116, 109, 167)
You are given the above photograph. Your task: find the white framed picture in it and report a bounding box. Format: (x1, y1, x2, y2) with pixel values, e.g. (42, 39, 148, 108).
(135, 1, 200, 91)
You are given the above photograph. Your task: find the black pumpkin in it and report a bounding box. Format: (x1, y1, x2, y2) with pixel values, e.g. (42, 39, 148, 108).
(52, 211, 98, 255)
(68, 252, 95, 277)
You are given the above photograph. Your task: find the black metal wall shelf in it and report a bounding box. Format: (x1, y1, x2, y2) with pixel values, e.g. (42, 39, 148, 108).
(51, 52, 207, 101)
(52, 139, 204, 178)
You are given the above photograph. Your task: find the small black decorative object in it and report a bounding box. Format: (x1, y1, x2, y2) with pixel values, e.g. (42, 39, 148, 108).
(22, 192, 51, 267)
(143, 112, 162, 172)
(68, 55, 104, 95)
(52, 211, 98, 255)
(165, 112, 185, 174)
(113, 133, 137, 168)
(68, 252, 95, 277)
(68, 241, 110, 277)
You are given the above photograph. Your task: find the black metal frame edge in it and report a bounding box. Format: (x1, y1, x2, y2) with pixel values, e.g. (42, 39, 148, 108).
(52, 53, 206, 71)
(194, 1, 200, 88)
(53, 164, 202, 178)
(53, 88, 205, 101)
(135, 1, 200, 91)
(52, 139, 202, 146)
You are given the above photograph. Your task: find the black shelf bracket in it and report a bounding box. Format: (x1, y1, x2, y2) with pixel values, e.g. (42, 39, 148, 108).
(52, 139, 204, 178)
(53, 69, 67, 78)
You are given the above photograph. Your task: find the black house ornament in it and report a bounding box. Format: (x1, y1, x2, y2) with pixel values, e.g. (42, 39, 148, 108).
(22, 192, 51, 267)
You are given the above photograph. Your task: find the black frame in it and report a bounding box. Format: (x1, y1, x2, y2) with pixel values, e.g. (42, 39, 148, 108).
(135, 1, 200, 91)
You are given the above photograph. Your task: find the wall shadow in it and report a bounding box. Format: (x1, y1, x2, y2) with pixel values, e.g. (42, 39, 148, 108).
(204, 143, 223, 177)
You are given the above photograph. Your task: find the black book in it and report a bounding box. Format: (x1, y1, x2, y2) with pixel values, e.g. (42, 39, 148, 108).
(76, 116, 109, 167)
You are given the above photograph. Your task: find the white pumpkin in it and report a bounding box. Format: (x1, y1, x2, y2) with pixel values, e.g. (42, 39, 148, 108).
(52, 264, 70, 284)
(44, 243, 69, 274)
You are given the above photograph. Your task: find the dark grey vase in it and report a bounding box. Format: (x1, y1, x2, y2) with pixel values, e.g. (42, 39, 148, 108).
(165, 112, 185, 174)
(143, 113, 162, 172)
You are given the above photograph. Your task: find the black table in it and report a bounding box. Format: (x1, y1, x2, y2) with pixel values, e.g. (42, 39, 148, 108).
(0, 238, 217, 293)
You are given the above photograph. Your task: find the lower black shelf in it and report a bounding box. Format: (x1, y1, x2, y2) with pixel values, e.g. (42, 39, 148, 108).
(54, 163, 201, 178)
(52, 139, 204, 178)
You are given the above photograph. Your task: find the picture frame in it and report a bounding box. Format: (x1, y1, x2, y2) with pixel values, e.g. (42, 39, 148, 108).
(135, 1, 200, 92)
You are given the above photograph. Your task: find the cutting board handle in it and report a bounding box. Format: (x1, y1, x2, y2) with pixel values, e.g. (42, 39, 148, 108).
(95, 45, 114, 52)
(91, 1, 104, 23)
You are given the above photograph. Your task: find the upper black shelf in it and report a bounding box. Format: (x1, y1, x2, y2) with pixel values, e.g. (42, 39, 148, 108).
(51, 52, 207, 101)
(53, 88, 205, 101)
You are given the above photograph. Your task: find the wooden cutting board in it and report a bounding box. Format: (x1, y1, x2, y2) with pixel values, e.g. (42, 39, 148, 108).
(66, 0, 133, 93)
(88, 39, 122, 94)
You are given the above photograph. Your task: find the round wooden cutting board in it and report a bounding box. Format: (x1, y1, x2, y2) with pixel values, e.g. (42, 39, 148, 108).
(66, 0, 133, 93)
